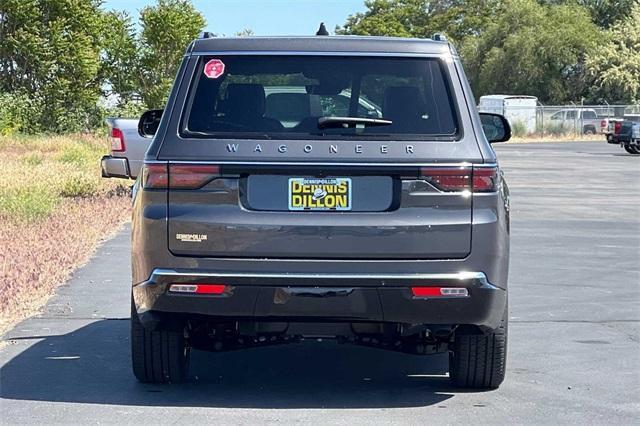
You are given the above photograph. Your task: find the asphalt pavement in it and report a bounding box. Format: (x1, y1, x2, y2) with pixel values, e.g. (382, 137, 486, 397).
(1, 141, 639, 424)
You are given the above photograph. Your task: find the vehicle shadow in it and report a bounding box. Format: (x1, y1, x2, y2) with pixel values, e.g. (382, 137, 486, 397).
(0, 320, 459, 408)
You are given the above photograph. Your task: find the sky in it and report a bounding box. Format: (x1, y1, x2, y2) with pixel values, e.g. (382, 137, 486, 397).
(102, 0, 366, 36)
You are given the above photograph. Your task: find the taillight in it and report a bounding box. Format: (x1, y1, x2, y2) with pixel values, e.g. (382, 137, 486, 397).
(420, 166, 471, 191)
(411, 287, 469, 298)
(110, 128, 125, 152)
(420, 166, 498, 192)
(472, 167, 499, 192)
(600, 120, 607, 128)
(169, 283, 226, 294)
(141, 163, 220, 189)
(170, 164, 220, 189)
(141, 163, 168, 189)
(614, 121, 622, 134)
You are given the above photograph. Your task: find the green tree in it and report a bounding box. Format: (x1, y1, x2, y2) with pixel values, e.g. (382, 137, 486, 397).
(0, 0, 106, 132)
(461, 0, 599, 103)
(136, 0, 206, 108)
(585, 3, 640, 103)
(336, 0, 500, 44)
(100, 10, 138, 103)
(545, 1, 638, 28)
(235, 28, 254, 37)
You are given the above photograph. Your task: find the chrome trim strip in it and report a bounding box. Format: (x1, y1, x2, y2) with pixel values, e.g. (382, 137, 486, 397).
(149, 269, 490, 283)
(144, 160, 496, 168)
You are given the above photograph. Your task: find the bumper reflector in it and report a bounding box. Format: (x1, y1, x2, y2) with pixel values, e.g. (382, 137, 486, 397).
(169, 284, 226, 294)
(411, 287, 469, 298)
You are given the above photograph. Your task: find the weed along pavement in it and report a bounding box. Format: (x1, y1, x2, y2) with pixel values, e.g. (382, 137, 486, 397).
(1, 141, 638, 424)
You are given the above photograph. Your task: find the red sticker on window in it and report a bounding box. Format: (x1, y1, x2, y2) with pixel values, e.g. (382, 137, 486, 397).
(203, 59, 225, 79)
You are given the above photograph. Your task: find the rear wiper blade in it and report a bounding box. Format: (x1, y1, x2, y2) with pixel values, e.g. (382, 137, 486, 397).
(317, 116, 392, 129)
(182, 130, 272, 140)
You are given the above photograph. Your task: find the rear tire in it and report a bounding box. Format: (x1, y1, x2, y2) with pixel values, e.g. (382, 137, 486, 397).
(449, 306, 508, 389)
(131, 299, 189, 383)
(624, 145, 640, 154)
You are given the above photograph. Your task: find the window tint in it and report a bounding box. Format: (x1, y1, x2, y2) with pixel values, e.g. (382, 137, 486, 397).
(582, 110, 596, 119)
(182, 56, 458, 140)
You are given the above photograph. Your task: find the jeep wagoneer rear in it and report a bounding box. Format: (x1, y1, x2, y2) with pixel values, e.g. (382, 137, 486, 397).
(127, 35, 511, 388)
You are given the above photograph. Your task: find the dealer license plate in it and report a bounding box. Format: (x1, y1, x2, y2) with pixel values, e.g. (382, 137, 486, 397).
(288, 178, 352, 211)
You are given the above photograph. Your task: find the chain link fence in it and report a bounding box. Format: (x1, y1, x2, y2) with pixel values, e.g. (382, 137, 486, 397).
(478, 101, 640, 138)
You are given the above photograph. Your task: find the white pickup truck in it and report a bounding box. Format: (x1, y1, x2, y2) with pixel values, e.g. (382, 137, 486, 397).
(548, 108, 601, 134)
(101, 117, 154, 179)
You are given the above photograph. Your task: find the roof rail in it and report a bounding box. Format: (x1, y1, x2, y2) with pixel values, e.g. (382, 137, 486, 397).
(198, 31, 215, 39)
(432, 33, 447, 42)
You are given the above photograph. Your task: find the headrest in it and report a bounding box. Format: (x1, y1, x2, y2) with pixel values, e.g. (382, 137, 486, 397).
(265, 93, 311, 121)
(383, 86, 425, 122)
(225, 84, 266, 118)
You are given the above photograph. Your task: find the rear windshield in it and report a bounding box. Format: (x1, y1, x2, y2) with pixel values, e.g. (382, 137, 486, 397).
(181, 55, 459, 140)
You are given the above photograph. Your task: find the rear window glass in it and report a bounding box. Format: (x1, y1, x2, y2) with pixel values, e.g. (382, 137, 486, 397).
(181, 56, 459, 140)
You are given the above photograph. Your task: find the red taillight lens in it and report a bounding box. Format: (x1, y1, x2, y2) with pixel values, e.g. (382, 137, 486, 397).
(169, 283, 226, 294)
(170, 164, 220, 189)
(110, 128, 125, 152)
(411, 287, 469, 298)
(420, 167, 471, 191)
(600, 120, 607, 128)
(473, 167, 499, 192)
(141, 163, 220, 189)
(614, 121, 622, 134)
(141, 163, 168, 189)
(420, 166, 498, 192)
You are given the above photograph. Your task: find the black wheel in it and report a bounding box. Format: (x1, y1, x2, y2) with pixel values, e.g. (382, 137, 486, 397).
(131, 298, 189, 383)
(623, 145, 640, 155)
(449, 306, 508, 389)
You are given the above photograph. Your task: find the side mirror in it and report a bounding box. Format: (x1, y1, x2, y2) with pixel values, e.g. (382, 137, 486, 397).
(138, 109, 163, 138)
(479, 113, 511, 143)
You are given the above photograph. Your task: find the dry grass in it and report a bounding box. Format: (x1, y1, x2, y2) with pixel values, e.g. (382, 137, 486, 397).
(507, 134, 606, 143)
(0, 134, 132, 335)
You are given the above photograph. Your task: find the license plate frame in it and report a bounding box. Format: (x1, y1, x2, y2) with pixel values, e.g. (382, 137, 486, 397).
(288, 177, 352, 211)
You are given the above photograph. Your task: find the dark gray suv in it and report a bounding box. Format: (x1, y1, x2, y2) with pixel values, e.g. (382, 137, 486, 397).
(128, 34, 511, 388)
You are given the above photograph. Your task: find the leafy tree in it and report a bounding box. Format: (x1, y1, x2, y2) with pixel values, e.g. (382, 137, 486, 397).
(585, 3, 640, 103)
(235, 28, 255, 37)
(337, 0, 428, 38)
(336, 0, 500, 44)
(460, 0, 600, 103)
(100, 10, 138, 103)
(0, 0, 106, 132)
(545, 1, 638, 28)
(338, 0, 600, 103)
(136, 0, 206, 108)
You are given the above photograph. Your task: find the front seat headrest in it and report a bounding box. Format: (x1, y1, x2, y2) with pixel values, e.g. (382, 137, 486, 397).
(225, 84, 266, 120)
(383, 86, 426, 123)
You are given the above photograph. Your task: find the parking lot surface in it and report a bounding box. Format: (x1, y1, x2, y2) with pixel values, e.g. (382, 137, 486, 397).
(1, 141, 638, 424)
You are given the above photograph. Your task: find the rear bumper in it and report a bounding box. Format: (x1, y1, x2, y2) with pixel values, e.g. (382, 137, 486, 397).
(133, 269, 507, 331)
(101, 155, 144, 179)
(101, 155, 131, 179)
